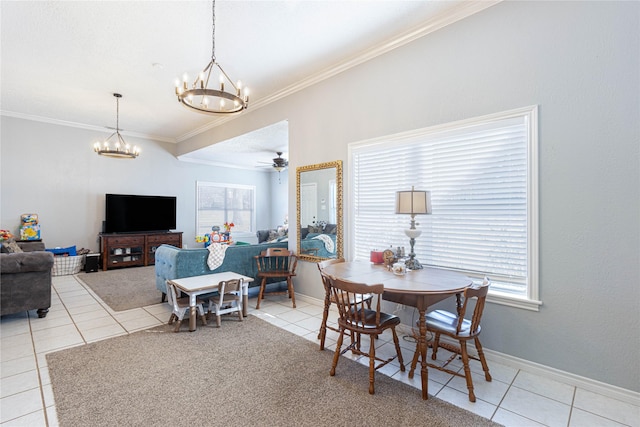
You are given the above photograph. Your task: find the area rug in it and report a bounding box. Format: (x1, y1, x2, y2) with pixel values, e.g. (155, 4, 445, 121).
(76, 266, 160, 311)
(47, 316, 500, 427)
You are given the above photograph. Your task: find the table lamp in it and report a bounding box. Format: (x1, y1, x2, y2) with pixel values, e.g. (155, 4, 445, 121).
(395, 186, 431, 270)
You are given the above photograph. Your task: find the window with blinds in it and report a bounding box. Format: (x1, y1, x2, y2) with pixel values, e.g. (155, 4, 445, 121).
(196, 182, 256, 236)
(351, 106, 538, 301)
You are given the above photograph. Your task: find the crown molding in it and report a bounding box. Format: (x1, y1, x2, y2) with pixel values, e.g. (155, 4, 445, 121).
(0, 110, 176, 144)
(176, 0, 502, 143)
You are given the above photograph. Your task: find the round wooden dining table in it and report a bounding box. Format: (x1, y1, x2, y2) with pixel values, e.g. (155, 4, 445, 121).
(322, 261, 473, 400)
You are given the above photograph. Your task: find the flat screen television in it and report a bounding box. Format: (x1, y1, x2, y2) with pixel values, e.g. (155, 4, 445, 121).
(104, 194, 176, 234)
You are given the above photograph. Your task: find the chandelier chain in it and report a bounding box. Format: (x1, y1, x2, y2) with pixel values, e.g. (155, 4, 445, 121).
(211, 0, 216, 62)
(115, 95, 119, 132)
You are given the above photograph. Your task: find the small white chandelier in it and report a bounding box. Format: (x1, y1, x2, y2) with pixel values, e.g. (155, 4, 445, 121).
(93, 93, 140, 159)
(175, 0, 249, 114)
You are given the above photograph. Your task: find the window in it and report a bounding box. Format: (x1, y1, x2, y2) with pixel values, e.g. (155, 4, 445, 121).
(196, 182, 256, 236)
(349, 106, 540, 311)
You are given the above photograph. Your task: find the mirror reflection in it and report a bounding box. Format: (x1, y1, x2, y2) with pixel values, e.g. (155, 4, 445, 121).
(296, 160, 343, 262)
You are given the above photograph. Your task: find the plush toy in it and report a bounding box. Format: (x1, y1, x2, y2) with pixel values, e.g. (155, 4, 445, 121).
(0, 229, 14, 242)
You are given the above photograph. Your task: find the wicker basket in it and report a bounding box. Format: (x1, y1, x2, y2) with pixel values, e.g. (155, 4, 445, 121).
(52, 255, 85, 276)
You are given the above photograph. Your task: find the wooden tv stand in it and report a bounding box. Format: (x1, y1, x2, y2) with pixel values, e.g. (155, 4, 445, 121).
(100, 231, 182, 271)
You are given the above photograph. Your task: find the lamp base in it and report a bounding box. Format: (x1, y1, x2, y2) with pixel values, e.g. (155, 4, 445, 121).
(405, 256, 423, 270)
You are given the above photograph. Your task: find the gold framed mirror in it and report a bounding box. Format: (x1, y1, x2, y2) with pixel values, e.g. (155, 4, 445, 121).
(296, 160, 343, 262)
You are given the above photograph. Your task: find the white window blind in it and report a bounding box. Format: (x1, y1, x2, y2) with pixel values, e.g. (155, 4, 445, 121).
(196, 182, 256, 236)
(352, 107, 537, 298)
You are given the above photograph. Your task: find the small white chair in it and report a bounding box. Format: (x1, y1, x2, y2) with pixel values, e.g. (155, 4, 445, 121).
(208, 279, 244, 327)
(166, 281, 207, 332)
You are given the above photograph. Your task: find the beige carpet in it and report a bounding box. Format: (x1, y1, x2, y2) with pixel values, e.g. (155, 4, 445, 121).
(47, 316, 500, 427)
(76, 266, 160, 311)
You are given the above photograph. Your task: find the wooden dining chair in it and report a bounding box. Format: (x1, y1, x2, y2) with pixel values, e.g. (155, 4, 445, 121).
(165, 281, 207, 332)
(409, 279, 492, 402)
(316, 258, 373, 351)
(254, 247, 298, 309)
(207, 279, 243, 327)
(328, 276, 405, 394)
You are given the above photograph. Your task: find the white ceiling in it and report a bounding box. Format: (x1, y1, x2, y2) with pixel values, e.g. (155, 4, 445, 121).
(1, 0, 489, 168)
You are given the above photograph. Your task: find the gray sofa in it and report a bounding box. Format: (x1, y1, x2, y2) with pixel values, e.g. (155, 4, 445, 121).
(0, 241, 54, 318)
(154, 241, 288, 302)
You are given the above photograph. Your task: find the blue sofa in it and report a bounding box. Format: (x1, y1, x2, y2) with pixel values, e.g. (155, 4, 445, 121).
(154, 241, 288, 302)
(300, 233, 337, 258)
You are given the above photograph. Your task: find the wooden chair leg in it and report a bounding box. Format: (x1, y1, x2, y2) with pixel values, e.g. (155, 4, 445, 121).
(173, 319, 182, 333)
(431, 332, 441, 360)
(200, 312, 207, 326)
(256, 278, 267, 309)
(391, 328, 405, 371)
(409, 340, 420, 378)
(318, 291, 331, 350)
(330, 328, 345, 376)
(459, 340, 476, 402)
(287, 278, 296, 308)
(475, 337, 492, 381)
(368, 336, 376, 394)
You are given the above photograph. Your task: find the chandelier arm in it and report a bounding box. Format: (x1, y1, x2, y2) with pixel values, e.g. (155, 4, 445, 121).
(191, 59, 214, 88)
(214, 62, 239, 92)
(117, 132, 127, 150)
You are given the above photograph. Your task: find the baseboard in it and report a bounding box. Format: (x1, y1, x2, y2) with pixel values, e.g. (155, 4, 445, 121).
(483, 349, 640, 406)
(297, 294, 640, 406)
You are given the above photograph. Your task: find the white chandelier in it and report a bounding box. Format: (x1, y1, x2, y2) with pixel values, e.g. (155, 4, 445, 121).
(93, 93, 140, 159)
(175, 0, 249, 114)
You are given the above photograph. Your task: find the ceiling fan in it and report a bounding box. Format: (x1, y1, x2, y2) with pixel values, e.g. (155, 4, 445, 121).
(258, 152, 288, 171)
(257, 152, 288, 183)
(271, 152, 288, 172)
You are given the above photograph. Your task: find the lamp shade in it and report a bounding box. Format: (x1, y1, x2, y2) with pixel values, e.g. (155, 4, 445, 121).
(396, 188, 432, 215)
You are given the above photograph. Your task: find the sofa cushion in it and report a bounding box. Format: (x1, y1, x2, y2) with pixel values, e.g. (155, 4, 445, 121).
(2, 241, 23, 253)
(17, 241, 46, 252)
(1, 251, 54, 274)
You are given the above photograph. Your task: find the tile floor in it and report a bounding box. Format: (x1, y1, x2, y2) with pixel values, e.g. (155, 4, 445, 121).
(1, 274, 638, 426)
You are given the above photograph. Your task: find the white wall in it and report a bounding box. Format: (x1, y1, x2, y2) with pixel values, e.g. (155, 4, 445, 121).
(178, 1, 640, 392)
(0, 116, 285, 251)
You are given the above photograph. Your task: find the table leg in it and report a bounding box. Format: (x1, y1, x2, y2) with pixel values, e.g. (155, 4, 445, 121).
(418, 308, 429, 400)
(242, 294, 248, 317)
(242, 283, 248, 317)
(189, 294, 197, 332)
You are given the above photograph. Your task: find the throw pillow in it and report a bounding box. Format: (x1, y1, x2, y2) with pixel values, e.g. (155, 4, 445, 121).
(46, 246, 77, 256)
(3, 241, 23, 253)
(324, 223, 337, 234)
(300, 227, 309, 240)
(256, 230, 270, 243)
(307, 225, 322, 234)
